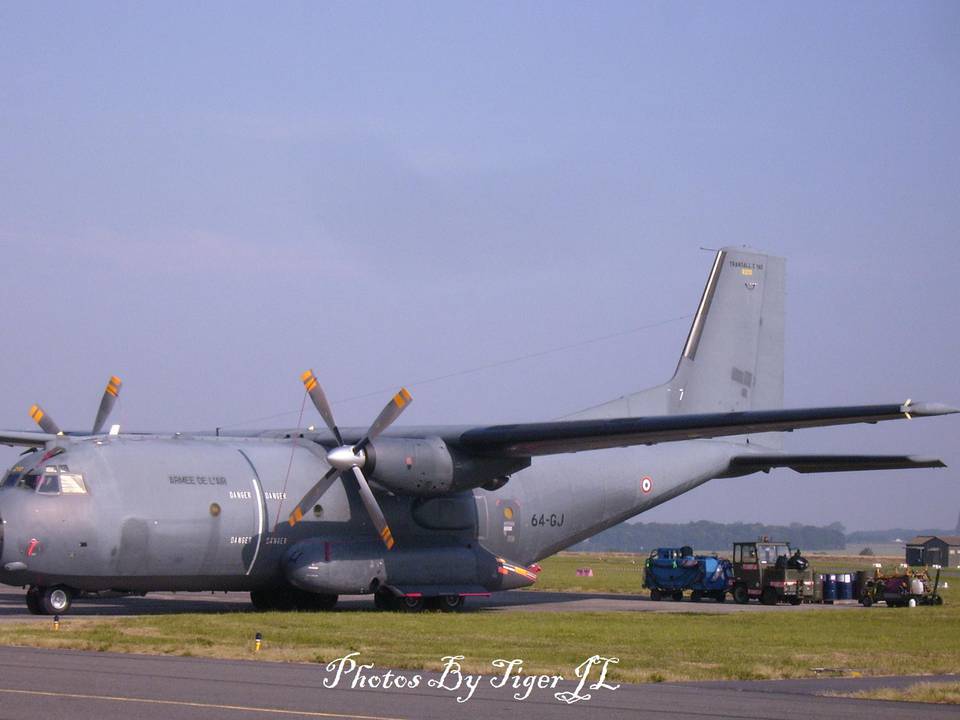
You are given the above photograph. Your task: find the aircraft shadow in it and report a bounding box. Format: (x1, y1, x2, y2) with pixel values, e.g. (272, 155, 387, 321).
(0, 588, 655, 617)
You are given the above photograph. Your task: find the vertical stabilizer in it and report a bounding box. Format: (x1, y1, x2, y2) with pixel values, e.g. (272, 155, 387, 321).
(669, 247, 784, 418)
(571, 247, 785, 448)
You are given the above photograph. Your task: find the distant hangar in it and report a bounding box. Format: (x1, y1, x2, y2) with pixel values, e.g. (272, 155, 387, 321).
(905, 535, 960, 567)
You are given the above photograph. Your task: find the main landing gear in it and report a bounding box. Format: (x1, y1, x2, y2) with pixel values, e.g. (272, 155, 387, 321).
(373, 588, 466, 612)
(25, 585, 73, 615)
(250, 585, 338, 612)
(249, 585, 468, 612)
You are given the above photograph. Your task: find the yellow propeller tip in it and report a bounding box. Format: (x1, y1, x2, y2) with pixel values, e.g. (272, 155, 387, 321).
(288, 507, 304, 527)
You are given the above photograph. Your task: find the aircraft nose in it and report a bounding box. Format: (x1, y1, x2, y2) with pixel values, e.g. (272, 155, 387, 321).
(0, 505, 28, 575)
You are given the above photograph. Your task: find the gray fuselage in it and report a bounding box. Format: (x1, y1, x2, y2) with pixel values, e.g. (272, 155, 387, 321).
(0, 434, 737, 594)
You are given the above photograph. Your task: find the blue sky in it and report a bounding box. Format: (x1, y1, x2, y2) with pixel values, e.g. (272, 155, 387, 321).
(1, 2, 958, 530)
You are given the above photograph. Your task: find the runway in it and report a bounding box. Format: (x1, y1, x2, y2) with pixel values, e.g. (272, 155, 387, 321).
(0, 586, 865, 620)
(0, 587, 952, 718)
(0, 646, 955, 720)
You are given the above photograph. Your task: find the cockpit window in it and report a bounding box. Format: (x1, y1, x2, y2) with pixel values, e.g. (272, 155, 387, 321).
(34, 470, 87, 495)
(3, 449, 84, 495)
(1, 466, 24, 488)
(37, 474, 61, 494)
(17, 472, 40, 491)
(4, 465, 88, 495)
(59, 473, 87, 494)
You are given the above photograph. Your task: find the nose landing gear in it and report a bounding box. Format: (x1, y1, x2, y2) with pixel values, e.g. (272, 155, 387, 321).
(25, 585, 73, 615)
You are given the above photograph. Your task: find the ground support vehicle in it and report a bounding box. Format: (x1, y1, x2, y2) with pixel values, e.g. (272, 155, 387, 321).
(859, 567, 944, 607)
(730, 540, 815, 605)
(643, 547, 733, 602)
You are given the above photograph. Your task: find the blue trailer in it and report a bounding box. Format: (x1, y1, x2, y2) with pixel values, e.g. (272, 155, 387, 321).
(643, 547, 734, 602)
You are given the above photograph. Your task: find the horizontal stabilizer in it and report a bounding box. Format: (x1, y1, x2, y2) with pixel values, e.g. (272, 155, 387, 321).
(723, 454, 947, 477)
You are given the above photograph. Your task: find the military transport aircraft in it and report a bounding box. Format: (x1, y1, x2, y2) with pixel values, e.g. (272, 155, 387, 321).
(0, 247, 955, 614)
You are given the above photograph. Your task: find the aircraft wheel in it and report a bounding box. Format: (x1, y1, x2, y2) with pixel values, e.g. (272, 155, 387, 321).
(373, 589, 397, 611)
(398, 596, 425, 613)
(250, 590, 272, 611)
(40, 586, 73, 615)
(860, 595, 873, 608)
(25, 587, 43, 615)
(714, 592, 726, 603)
(690, 590, 703, 602)
(296, 592, 337, 611)
(250, 586, 298, 611)
(732, 585, 749, 604)
(437, 595, 464, 612)
(270, 586, 299, 611)
(319, 594, 338, 611)
(671, 591, 684, 602)
(650, 589, 662, 602)
(760, 588, 778, 606)
(789, 596, 802, 606)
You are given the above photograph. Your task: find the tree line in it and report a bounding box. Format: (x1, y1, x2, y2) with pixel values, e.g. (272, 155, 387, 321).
(573, 520, 847, 552)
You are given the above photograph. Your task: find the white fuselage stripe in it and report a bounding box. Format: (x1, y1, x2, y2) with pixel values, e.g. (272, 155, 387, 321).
(238, 449, 266, 576)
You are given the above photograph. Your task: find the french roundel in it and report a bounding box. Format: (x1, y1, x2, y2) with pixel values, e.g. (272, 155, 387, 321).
(641, 476, 653, 494)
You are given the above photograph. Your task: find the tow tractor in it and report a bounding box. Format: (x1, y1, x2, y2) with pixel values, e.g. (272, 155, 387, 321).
(730, 539, 815, 605)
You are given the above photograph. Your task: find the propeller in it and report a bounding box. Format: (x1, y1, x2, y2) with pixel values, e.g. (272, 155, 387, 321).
(29, 375, 123, 436)
(92, 376, 123, 434)
(288, 370, 413, 550)
(28, 405, 62, 436)
(300, 370, 342, 445)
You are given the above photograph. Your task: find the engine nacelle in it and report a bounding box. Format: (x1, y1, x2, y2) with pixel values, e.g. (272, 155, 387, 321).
(365, 436, 528, 497)
(284, 540, 387, 595)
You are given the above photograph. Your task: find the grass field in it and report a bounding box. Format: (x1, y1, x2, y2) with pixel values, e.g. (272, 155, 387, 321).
(3, 552, 958, 685)
(526, 552, 647, 593)
(827, 681, 960, 704)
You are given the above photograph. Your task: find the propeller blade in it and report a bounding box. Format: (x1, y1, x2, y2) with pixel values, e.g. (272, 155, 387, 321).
(91, 375, 123, 434)
(287, 465, 340, 527)
(300, 369, 342, 445)
(355, 388, 412, 452)
(28, 405, 62, 435)
(351, 465, 395, 550)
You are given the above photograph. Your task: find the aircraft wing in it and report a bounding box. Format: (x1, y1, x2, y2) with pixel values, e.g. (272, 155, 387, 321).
(0, 431, 56, 448)
(720, 454, 947, 477)
(454, 402, 957, 457)
(6, 402, 955, 457)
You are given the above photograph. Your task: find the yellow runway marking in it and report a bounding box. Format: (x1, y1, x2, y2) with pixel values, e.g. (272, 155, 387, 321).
(0, 687, 408, 720)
